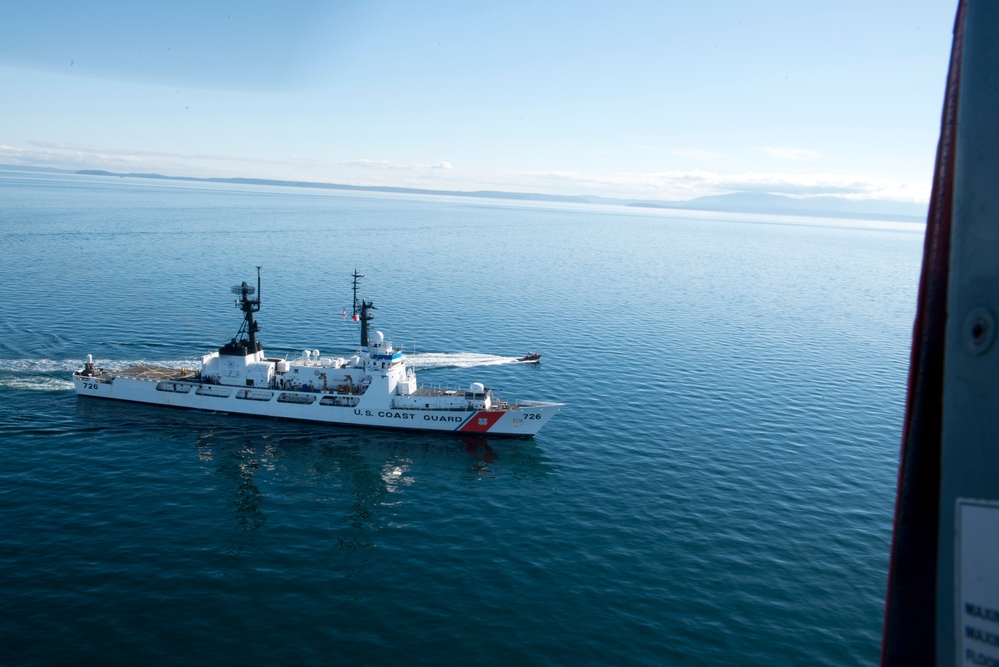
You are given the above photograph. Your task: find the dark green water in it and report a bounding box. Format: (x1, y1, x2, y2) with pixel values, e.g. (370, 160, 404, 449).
(0, 171, 924, 665)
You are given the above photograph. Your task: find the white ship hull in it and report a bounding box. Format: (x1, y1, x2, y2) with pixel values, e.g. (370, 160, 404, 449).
(73, 271, 563, 438)
(73, 371, 559, 437)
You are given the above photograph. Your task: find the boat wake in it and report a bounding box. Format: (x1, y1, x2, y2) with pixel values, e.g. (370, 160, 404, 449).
(0, 374, 76, 392)
(0, 358, 200, 392)
(408, 352, 521, 370)
(0, 271, 562, 437)
(0, 353, 522, 391)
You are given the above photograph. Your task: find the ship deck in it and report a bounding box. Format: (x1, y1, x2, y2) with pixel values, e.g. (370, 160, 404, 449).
(116, 365, 199, 381)
(411, 386, 463, 397)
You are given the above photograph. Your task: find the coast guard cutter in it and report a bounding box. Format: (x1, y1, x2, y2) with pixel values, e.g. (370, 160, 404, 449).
(73, 270, 562, 437)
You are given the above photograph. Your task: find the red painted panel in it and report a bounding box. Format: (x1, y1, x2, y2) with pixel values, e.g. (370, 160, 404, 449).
(458, 411, 505, 433)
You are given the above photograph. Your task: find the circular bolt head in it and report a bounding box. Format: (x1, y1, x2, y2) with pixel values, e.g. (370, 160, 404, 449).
(964, 307, 996, 355)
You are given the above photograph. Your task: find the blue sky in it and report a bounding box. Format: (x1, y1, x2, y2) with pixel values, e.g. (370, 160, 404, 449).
(0, 1, 955, 201)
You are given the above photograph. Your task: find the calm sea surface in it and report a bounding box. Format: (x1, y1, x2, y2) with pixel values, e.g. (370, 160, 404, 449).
(0, 171, 924, 665)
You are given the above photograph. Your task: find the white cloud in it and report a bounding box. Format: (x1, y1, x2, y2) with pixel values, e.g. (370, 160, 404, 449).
(342, 158, 394, 168)
(666, 148, 733, 162)
(762, 147, 822, 162)
(0, 141, 928, 203)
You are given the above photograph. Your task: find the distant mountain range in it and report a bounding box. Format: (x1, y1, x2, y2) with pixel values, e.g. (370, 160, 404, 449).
(72, 169, 596, 204)
(627, 192, 927, 221)
(0, 164, 927, 221)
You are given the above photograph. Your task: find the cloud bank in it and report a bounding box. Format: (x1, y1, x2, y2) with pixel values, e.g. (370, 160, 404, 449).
(0, 141, 929, 203)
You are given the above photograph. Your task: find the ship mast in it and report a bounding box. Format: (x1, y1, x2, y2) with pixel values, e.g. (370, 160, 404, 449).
(230, 266, 262, 353)
(351, 269, 375, 348)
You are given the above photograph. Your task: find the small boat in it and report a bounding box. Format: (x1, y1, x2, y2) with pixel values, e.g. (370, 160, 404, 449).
(519, 353, 542, 363)
(72, 270, 563, 437)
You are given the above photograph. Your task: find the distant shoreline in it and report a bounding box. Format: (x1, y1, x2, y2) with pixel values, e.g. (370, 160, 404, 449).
(0, 164, 927, 222)
(73, 169, 594, 204)
(625, 201, 925, 223)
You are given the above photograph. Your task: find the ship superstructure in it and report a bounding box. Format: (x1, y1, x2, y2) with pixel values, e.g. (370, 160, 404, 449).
(73, 270, 562, 437)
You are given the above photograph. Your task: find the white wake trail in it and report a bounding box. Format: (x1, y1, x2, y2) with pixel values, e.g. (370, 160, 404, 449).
(408, 352, 520, 370)
(0, 358, 201, 393)
(0, 353, 522, 392)
(0, 375, 76, 392)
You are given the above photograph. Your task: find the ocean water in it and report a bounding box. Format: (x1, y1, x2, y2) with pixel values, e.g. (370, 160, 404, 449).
(0, 171, 924, 665)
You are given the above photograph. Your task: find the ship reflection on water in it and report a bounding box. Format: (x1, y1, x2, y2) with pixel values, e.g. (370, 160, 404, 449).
(461, 436, 500, 469)
(188, 420, 550, 534)
(73, 396, 552, 552)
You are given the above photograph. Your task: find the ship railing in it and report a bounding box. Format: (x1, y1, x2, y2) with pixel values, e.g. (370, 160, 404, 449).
(269, 381, 369, 395)
(77, 368, 113, 382)
(394, 405, 480, 412)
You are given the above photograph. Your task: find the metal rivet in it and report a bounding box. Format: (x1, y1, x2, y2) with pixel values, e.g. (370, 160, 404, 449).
(964, 307, 996, 355)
